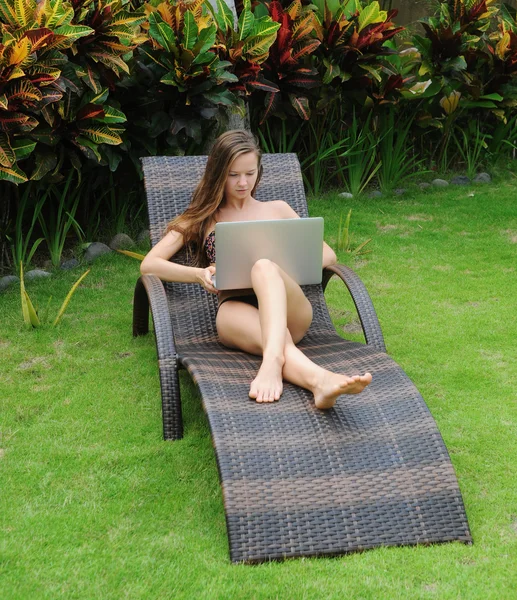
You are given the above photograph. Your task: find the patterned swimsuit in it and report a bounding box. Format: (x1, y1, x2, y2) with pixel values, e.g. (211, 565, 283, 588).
(203, 229, 258, 309)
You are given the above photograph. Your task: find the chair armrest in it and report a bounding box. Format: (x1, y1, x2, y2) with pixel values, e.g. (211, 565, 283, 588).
(133, 274, 176, 360)
(322, 264, 386, 353)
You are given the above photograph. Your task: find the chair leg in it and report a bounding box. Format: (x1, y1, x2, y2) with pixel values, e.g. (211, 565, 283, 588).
(133, 277, 150, 336)
(133, 276, 183, 440)
(158, 356, 183, 440)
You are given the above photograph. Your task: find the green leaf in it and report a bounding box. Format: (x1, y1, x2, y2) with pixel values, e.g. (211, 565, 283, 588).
(82, 88, 109, 106)
(101, 106, 127, 124)
(148, 12, 176, 52)
(74, 136, 102, 162)
(215, 0, 235, 32)
(24, 290, 41, 327)
(192, 24, 216, 55)
(183, 10, 197, 51)
(0, 94, 8, 110)
(359, 63, 382, 82)
(238, 6, 255, 41)
(11, 138, 37, 160)
(53, 24, 94, 40)
(53, 269, 90, 326)
(192, 51, 217, 66)
(203, 89, 236, 106)
(322, 58, 340, 84)
(480, 93, 504, 102)
(0, 132, 15, 167)
(358, 1, 386, 33)
(31, 149, 58, 181)
(0, 162, 28, 184)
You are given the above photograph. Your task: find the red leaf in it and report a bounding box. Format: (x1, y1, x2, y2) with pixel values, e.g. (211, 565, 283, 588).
(290, 95, 310, 120)
(260, 91, 280, 124)
(269, 1, 284, 23)
(25, 29, 54, 52)
(77, 104, 105, 121)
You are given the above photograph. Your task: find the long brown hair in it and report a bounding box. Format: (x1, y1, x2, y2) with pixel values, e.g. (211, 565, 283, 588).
(166, 129, 263, 266)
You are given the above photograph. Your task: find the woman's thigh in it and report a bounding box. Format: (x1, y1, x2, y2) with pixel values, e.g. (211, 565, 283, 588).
(216, 301, 263, 354)
(251, 259, 312, 341)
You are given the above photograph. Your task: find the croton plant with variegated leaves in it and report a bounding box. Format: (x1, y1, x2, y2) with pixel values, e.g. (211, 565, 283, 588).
(0, 0, 146, 184)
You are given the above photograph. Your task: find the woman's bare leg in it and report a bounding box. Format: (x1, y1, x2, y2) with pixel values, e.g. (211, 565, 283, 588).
(216, 302, 371, 407)
(247, 258, 313, 401)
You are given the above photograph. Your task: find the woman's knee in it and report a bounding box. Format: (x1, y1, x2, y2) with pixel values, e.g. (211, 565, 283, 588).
(251, 258, 279, 280)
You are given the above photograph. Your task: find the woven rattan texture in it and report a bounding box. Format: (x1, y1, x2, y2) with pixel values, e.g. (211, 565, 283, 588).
(139, 154, 471, 563)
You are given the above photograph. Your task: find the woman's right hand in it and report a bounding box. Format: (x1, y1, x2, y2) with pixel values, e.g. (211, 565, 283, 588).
(198, 266, 218, 294)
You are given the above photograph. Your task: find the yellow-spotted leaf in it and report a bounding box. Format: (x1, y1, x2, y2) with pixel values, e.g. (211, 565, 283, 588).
(0, 94, 8, 110)
(243, 32, 278, 58)
(107, 10, 147, 27)
(8, 80, 43, 103)
(15, 0, 36, 26)
(53, 269, 90, 326)
(187, 0, 205, 20)
(287, 0, 302, 21)
(8, 37, 32, 66)
(0, 162, 28, 184)
(7, 66, 26, 81)
(292, 12, 317, 42)
(0, 0, 17, 26)
(89, 51, 130, 74)
(252, 17, 281, 39)
(78, 125, 123, 145)
(292, 39, 320, 61)
(53, 24, 94, 41)
(496, 31, 510, 59)
(42, 0, 73, 29)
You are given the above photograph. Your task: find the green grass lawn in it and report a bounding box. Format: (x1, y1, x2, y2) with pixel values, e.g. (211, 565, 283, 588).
(1, 182, 516, 599)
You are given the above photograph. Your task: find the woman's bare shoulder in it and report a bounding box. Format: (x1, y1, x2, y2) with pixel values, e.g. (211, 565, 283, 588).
(267, 200, 300, 218)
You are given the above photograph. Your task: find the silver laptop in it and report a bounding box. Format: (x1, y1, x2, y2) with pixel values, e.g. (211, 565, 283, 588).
(213, 218, 324, 290)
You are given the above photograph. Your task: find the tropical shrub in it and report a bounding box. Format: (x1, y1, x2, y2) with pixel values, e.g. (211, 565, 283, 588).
(312, 0, 404, 109)
(0, 0, 146, 183)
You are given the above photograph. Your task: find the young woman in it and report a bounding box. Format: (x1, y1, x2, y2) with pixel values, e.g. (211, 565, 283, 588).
(140, 130, 372, 408)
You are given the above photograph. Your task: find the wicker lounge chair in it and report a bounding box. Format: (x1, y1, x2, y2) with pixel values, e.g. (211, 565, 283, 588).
(133, 153, 471, 563)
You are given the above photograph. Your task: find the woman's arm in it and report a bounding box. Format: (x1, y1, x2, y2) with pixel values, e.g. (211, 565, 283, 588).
(322, 241, 337, 269)
(140, 230, 218, 293)
(276, 201, 337, 269)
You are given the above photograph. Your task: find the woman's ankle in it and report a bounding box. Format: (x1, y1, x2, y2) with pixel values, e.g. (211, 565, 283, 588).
(261, 353, 285, 368)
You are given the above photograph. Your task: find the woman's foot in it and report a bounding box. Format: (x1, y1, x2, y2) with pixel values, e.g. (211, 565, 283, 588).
(249, 357, 284, 403)
(313, 371, 372, 410)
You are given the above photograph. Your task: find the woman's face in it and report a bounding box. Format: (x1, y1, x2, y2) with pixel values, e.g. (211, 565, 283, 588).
(224, 152, 259, 204)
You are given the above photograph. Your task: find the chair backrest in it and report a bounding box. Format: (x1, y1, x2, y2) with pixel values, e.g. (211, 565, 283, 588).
(141, 154, 309, 248)
(140, 154, 331, 347)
